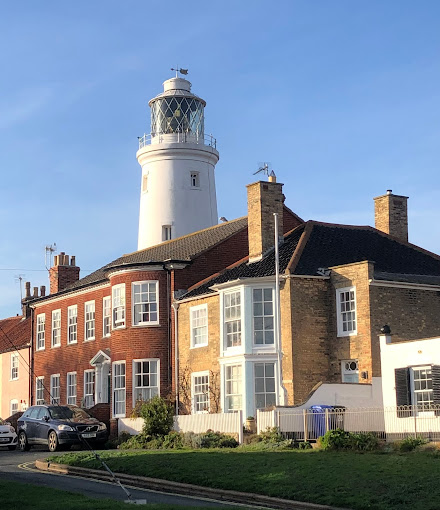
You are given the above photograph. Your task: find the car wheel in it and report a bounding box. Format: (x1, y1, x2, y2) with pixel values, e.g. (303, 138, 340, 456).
(48, 431, 59, 452)
(18, 432, 30, 452)
(8, 445, 17, 451)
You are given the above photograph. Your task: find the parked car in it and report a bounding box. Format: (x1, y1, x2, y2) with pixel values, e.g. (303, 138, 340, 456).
(17, 405, 108, 452)
(0, 418, 18, 450)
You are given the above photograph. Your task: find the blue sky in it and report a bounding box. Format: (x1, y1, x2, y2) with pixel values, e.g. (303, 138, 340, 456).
(1, 1, 439, 318)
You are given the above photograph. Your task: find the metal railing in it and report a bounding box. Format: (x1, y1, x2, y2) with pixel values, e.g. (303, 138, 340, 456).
(138, 132, 217, 149)
(257, 405, 440, 442)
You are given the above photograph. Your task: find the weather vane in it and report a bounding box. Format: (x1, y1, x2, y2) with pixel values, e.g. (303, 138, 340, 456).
(171, 66, 189, 77)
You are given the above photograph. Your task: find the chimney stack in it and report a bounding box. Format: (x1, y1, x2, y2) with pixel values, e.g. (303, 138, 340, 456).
(374, 190, 409, 242)
(21, 281, 33, 318)
(49, 252, 80, 294)
(247, 179, 284, 262)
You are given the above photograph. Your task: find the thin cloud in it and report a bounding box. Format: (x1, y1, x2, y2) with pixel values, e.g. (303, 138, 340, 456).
(0, 86, 55, 129)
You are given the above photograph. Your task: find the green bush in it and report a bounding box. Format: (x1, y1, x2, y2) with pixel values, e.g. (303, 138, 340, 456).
(139, 396, 174, 437)
(398, 436, 427, 452)
(258, 427, 284, 443)
(349, 432, 380, 451)
(319, 428, 351, 450)
(162, 431, 184, 449)
(298, 440, 313, 450)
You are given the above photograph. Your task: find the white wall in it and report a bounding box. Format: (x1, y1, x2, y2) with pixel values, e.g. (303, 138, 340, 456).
(137, 142, 219, 250)
(380, 335, 440, 408)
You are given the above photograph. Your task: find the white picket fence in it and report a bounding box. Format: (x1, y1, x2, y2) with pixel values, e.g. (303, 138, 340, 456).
(257, 406, 440, 442)
(118, 410, 244, 443)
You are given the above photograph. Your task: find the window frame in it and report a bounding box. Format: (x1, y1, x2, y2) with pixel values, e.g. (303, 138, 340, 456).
(51, 309, 61, 348)
(112, 284, 126, 329)
(10, 399, 19, 415)
(223, 290, 242, 350)
(36, 313, 45, 351)
(192, 371, 210, 414)
(252, 287, 275, 346)
(103, 296, 111, 338)
(84, 369, 95, 408)
(112, 361, 126, 418)
(50, 374, 60, 405)
(254, 362, 277, 410)
(336, 286, 357, 337)
(10, 353, 19, 380)
(224, 364, 242, 412)
(67, 372, 77, 405)
(132, 359, 160, 405)
(341, 359, 359, 383)
(132, 281, 159, 327)
(411, 366, 434, 412)
(162, 225, 172, 241)
(84, 300, 96, 341)
(190, 171, 200, 188)
(190, 304, 208, 348)
(36, 376, 44, 405)
(67, 305, 78, 345)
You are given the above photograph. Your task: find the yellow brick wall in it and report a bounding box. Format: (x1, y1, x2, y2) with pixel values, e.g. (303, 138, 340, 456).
(177, 294, 221, 414)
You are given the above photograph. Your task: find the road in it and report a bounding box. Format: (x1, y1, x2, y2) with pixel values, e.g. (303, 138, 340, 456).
(0, 448, 249, 508)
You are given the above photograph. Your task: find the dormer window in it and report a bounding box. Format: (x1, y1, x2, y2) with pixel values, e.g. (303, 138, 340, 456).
(190, 172, 200, 188)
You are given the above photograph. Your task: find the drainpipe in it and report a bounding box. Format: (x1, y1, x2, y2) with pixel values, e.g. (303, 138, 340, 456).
(172, 302, 179, 415)
(273, 213, 286, 405)
(30, 306, 34, 406)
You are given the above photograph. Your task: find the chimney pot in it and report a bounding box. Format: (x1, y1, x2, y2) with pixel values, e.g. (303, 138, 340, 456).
(40, 285, 46, 297)
(71, 255, 76, 266)
(33, 287, 38, 298)
(386, 189, 392, 195)
(25, 282, 31, 298)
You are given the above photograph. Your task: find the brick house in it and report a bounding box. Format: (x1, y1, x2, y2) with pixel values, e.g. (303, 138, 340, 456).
(29, 208, 302, 428)
(175, 181, 440, 420)
(0, 313, 31, 418)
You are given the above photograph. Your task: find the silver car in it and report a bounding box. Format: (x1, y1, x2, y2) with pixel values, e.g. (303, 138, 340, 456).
(0, 418, 18, 450)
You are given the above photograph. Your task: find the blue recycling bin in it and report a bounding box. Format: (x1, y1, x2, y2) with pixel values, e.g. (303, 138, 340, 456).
(309, 405, 345, 438)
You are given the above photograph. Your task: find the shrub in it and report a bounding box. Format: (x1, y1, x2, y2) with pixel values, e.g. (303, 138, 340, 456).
(319, 428, 351, 450)
(139, 396, 174, 437)
(349, 432, 380, 452)
(258, 427, 284, 443)
(398, 436, 427, 452)
(298, 440, 313, 450)
(162, 431, 184, 449)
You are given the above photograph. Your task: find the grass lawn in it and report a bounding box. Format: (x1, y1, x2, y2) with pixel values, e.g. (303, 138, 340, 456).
(0, 479, 238, 510)
(52, 448, 440, 510)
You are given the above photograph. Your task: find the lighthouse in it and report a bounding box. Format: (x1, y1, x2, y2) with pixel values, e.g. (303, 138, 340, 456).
(136, 72, 219, 250)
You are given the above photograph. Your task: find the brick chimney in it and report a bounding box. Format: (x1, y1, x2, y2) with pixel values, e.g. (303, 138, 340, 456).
(247, 176, 284, 262)
(49, 252, 80, 294)
(374, 190, 409, 242)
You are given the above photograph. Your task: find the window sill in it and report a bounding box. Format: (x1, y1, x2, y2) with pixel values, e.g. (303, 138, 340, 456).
(112, 325, 126, 331)
(102, 335, 111, 339)
(190, 343, 209, 349)
(9, 378, 18, 382)
(132, 323, 161, 328)
(36, 348, 45, 352)
(51, 344, 61, 349)
(84, 338, 96, 342)
(67, 342, 78, 346)
(337, 331, 357, 338)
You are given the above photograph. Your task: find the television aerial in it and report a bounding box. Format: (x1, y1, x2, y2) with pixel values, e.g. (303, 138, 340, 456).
(253, 162, 272, 178)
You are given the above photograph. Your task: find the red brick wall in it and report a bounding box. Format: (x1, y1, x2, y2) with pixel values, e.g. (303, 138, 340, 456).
(33, 269, 171, 418)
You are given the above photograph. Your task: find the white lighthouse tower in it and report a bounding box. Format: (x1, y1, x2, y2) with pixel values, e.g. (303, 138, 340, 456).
(136, 72, 219, 250)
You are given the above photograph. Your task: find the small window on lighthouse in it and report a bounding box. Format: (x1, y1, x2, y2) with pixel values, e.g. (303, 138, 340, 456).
(190, 172, 200, 188)
(162, 225, 172, 241)
(142, 174, 148, 193)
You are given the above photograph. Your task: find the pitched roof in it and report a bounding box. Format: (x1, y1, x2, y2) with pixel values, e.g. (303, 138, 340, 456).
(43, 216, 248, 296)
(180, 221, 440, 300)
(0, 316, 31, 354)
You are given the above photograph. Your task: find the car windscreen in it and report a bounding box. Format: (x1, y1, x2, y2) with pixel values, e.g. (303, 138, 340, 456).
(49, 406, 93, 421)
(0, 418, 4, 425)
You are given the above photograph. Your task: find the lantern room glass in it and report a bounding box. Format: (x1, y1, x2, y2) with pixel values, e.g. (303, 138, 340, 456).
(151, 96, 204, 138)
